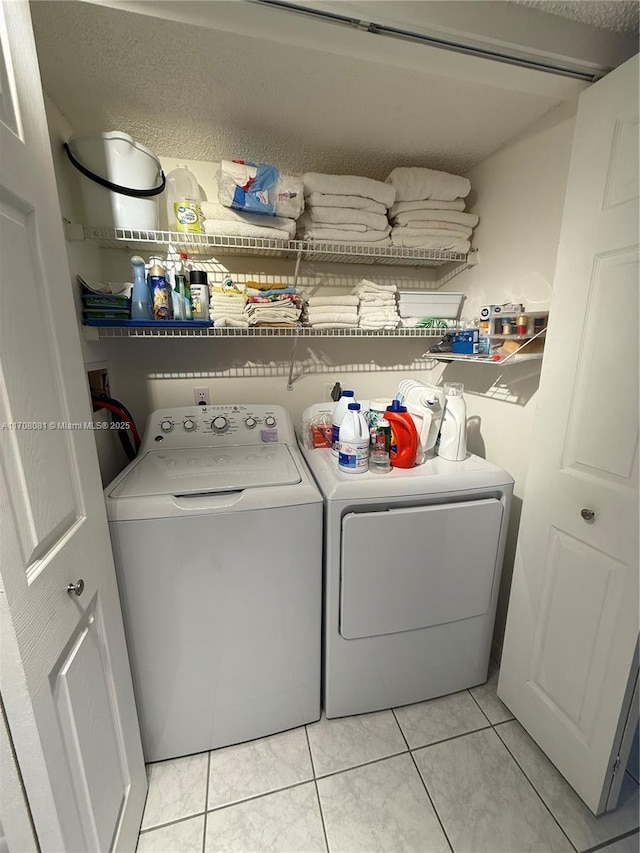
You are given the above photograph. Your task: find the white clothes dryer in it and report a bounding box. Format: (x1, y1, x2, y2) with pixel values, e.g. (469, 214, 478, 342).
(300, 429, 513, 719)
(106, 405, 322, 762)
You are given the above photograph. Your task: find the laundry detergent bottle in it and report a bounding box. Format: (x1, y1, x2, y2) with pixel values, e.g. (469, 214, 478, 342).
(338, 403, 370, 474)
(437, 382, 467, 461)
(385, 400, 418, 468)
(331, 389, 355, 456)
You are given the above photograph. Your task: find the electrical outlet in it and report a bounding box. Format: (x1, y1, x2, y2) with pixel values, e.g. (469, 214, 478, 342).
(324, 383, 335, 401)
(194, 387, 210, 406)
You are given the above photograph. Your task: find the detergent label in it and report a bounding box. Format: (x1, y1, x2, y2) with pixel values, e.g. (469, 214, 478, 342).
(174, 201, 200, 233)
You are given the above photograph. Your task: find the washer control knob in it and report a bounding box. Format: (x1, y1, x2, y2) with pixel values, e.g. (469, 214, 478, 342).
(244, 417, 257, 429)
(160, 419, 174, 432)
(211, 416, 229, 434)
(264, 415, 277, 428)
(183, 418, 197, 431)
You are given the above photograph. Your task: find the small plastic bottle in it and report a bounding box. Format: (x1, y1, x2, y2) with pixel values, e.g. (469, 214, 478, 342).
(437, 382, 467, 462)
(130, 255, 152, 320)
(331, 389, 355, 456)
(165, 164, 201, 233)
(338, 403, 370, 474)
(148, 256, 172, 320)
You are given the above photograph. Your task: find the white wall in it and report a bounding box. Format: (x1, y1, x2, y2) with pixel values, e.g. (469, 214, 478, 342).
(438, 99, 578, 654)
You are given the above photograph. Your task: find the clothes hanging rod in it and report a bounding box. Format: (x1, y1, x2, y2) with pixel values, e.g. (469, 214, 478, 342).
(250, 0, 603, 82)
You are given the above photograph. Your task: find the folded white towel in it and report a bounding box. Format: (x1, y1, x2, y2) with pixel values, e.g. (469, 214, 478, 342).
(308, 206, 389, 231)
(203, 219, 293, 241)
(299, 214, 367, 233)
(307, 193, 387, 215)
(390, 229, 470, 253)
(210, 305, 246, 318)
(308, 311, 359, 325)
(300, 226, 391, 244)
(356, 279, 397, 293)
(212, 316, 250, 328)
(303, 172, 396, 208)
(360, 318, 399, 330)
(400, 222, 473, 238)
(309, 321, 359, 329)
(386, 167, 471, 202)
(308, 295, 360, 307)
(393, 209, 478, 228)
(217, 161, 304, 218)
(201, 201, 296, 232)
(359, 306, 399, 317)
(390, 199, 466, 216)
(358, 297, 396, 307)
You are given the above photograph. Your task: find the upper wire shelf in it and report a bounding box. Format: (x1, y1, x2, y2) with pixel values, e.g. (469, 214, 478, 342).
(86, 325, 458, 340)
(71, 225, 473, 269)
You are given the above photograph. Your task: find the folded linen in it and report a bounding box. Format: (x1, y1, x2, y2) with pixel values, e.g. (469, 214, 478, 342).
(306, 193, 387, 215)
(308, 295, 360, 307)
(308, 206, 389, 231)
(390, 229, 470, 253)
(386, 167, 471, 202)
(358, 297, 396, 307)
(355, 279, 398, 294)
(390, 199, 466, 216)
(209, 304, 246, 317)
(203, 219, 293, 241)
(212, 316, 250, 328)
(309, 321, 359, 329)
(303, 173, 396, 208)
(298, 214, 367, 233)
(308, 311, 360, 325)
(201, 201, 296, 232)
(300, 225, 391, 244)
(359, 306, 399, 318)
(399, 222, 473, 238)
(393, 209, 478, 228)
(360, 318, 399, 330)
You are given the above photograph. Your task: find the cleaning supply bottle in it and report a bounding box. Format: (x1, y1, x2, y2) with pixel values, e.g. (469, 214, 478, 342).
(189, 269, 209, 320)
(331, 389, 355, 456)
(338, 403, 369, 474)
(179, 253, 192, 320)
(437, 382, 467, 461)
(385, 400, 418, 468)
(148, 255, 172, 320)
(130, 255, 152, 320)
(165, 164, 201, 233)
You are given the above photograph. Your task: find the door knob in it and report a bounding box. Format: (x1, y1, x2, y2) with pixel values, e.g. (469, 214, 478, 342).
(580, 508, 595, 522)
(67, 579, 85, 596)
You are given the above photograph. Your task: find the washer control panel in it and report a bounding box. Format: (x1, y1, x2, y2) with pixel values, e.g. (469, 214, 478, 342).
(144, 404, 293, 450)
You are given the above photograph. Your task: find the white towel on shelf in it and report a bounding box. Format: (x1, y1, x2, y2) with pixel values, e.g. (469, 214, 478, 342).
(393, 209, 478, 228)
(390, 229, 470, 253)
(303, 172, 396, 208)
(300, 226, 391, 244)
(212, 316, 250, 328)
(201, 201, 296, 232)
(309, 311, 359, 325)
(399, 222, 473, 238)
(358, 297, 396, 308)
(308, 295, 360, 307)
(306, 193, 387, 215)
(309, 321, 359, 329)
(360, 318, 399, 330)
(390, 199, 466, 216)
(359, 306, 398, 318)
(308, 206, 389, 231)
(203, 219, 294, 241)
(355, 279, 397, 294)
(386, 167, 471, 202)
(299, 214, 367, 233)
(210, 305, 246, 317)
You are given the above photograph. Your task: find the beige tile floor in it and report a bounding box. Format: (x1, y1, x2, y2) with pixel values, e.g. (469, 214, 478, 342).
(137, 668, 639, 853)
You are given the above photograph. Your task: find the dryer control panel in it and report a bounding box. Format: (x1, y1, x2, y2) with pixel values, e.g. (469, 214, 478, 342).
(143, 405, 293, 450)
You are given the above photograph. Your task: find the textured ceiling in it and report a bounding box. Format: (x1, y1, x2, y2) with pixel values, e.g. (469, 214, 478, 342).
(513, 1, 640, 35)
(31, 1, 564, 179)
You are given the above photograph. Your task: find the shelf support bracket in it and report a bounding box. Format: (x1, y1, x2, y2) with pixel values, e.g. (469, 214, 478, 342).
(286, 335, 302, 390)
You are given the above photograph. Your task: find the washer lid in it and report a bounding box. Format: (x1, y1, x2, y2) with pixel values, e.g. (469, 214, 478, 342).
(108, 444, 301, 498)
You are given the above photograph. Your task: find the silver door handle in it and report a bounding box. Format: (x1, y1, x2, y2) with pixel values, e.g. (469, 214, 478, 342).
(67, 579, 85, 596)
(580, 508, 595, 522)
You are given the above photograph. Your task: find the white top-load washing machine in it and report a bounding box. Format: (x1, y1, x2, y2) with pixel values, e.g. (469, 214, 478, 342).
(300, 402, 513, 719)
(106, 404, 322, 762)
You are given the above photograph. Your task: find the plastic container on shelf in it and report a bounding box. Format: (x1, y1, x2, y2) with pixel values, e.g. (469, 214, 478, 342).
(64, 132, 164, 230)
(130, 255, 152, 320)
(331, 390, 355, 456)
(165, 165, 202, 233)
(338, 403, 370, 474)
(384, 400, 418, 469)
(437, 382, 467, 461)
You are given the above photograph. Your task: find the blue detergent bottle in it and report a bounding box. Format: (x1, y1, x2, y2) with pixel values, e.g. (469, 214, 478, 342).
(130, 255, 152, 320)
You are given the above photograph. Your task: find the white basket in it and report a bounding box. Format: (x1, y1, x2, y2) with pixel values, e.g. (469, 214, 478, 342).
(65, 132, 164, 230)
(397, 291, 464, 319)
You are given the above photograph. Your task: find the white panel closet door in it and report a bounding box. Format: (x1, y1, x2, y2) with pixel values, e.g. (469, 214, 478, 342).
(498, 54, 639, 816)
(0, 1, 146, 849)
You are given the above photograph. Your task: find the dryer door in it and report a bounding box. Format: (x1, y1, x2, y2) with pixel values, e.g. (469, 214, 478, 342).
(340, 498, 504, 640)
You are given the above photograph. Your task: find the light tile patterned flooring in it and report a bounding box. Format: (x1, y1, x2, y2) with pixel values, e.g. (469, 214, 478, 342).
(137, 667, 640, 853)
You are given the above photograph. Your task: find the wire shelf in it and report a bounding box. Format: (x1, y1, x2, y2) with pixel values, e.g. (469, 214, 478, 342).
(89, 325, 456, 340)
(75, 225, 471, 268)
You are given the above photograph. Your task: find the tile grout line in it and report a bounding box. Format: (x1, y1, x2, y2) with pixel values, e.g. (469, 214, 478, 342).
(139, 810, 206, 836)
(305, 724, 331, 853)
(205, 778, 313, 815)
(583, 827, 640, 853)
(391, 708, 456, 853)
(467, 686, 499, 726)
(202, 751, 212, 853)
(492, 724, 580, 853)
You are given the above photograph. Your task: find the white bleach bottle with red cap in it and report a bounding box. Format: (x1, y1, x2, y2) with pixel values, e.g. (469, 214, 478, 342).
(331, 389, 355, 456)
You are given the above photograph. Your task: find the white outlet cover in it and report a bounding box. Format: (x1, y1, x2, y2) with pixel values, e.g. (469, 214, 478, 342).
(193, 387, 210, 405)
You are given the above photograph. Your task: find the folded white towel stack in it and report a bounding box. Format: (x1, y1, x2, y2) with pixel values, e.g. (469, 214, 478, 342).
(354, 278, 400, 330)
(208, 281, 249, 327)
(386, 167, 477, 253)
(306, 293, 359, 329)
(299, 173, 396, 246)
